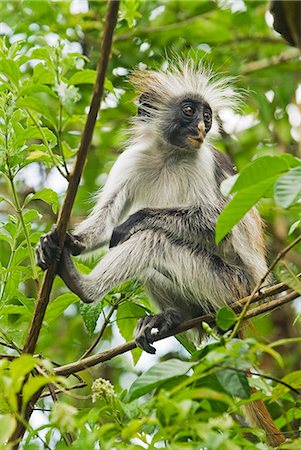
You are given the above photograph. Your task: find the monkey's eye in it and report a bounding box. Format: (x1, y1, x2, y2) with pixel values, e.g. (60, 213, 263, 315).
(203, 110, 212, 122)
(182, 105, 195, 117)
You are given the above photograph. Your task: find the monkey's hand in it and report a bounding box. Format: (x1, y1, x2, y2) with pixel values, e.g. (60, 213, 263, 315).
(36, 225, 85, 271)
(110, 208, 153, 248)
(134, 309, 182, 354)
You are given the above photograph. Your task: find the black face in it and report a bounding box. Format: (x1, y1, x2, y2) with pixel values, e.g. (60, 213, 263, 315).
(161, 95, 212, 150)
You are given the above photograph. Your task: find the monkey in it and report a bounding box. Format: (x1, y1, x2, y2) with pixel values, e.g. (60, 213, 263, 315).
(36, 61, 285, 446)
(36, 61, 268, 352)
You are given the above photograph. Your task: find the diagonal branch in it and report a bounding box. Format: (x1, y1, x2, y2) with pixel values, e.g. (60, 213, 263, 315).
(9, 2, 120, 448)
(54, 288, 299, 377)
(23, 0, 120, 356)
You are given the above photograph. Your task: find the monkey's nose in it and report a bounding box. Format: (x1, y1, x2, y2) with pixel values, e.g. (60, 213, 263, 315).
(197, 122, 205, 135)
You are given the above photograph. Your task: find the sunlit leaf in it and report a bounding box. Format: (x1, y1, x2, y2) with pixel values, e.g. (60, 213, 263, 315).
(127, 359, 194, 401)
(30, 188, 59, 214)
(274, 167, 301, 208)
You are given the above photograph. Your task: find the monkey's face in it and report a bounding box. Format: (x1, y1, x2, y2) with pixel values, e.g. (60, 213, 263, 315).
(160, 95, 213, 150)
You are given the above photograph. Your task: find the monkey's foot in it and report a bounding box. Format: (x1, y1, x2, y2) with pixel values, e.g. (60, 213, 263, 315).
(134, 309, 182, 354)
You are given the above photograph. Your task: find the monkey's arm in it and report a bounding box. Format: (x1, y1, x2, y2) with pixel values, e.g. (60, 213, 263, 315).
(110, 206, 219, 249)
(72, 151, 135, 251)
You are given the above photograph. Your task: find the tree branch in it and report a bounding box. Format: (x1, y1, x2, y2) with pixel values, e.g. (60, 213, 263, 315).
(54, 288, 299, 377)
(9, 2, 120, 448)
(241, 48, 300, 74)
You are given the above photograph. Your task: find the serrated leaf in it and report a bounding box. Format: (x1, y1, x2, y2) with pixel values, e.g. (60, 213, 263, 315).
(216, 368, 250, 399)
(116, 302, 145, 364)
(45, 293, 79, 324)
(127, 359, 194, 401)
(276, 261, 301, 295)
(216, 177, 276, 243)
(79, 301, 104, 335)
(31, 188, 59, 214)
(216, 307, 236, 331)
(274, 167, 301, 208)
(68, 69, 97, 85)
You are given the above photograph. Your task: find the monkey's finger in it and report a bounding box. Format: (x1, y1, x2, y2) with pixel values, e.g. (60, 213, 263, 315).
(40, 235, 61, 264)
(35, 247, 48, 271)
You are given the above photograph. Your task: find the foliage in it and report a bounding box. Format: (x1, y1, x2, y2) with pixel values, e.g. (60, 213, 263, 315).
(0, 0, 300, 449)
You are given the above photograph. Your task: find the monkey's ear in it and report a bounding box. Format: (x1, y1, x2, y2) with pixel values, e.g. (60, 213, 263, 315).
(137, 92, 156, 117)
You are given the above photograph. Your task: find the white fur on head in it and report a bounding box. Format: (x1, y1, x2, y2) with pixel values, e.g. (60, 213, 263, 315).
(130, 60, 241, 139)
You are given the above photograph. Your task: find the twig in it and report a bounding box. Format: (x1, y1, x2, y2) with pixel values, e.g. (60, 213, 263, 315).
(54, 289, 299, 377)
(241, 48, 300, 74)
(40, 382, 87, 399)
(9, 2, 120, 448)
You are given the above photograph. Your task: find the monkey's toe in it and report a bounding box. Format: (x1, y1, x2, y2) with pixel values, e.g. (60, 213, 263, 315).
(134, 309, 182, 354)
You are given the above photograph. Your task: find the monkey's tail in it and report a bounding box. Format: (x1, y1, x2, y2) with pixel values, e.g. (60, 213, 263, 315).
(243, 389, 285, 447)
(238, 328, 286, 447)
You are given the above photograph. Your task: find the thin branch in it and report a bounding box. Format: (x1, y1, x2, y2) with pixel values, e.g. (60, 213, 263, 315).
(40, 382, 87, 399)
(241, 48, 300, 74)
(9, 2, 120, 448)
(54, 288, 299, 377)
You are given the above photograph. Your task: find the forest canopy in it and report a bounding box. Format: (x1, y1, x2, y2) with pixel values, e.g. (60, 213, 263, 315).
(0, 1, 300, 449)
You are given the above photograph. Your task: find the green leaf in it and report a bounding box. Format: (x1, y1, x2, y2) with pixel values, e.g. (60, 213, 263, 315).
(288, 220, 301, 235)
(274, 167, 301, 208)
(79, 301, 104, 336)
(17, 96, 55, 127)
(175, 333, 196, 354)
(31, 188, 59, 214)
(276, 262, 301, 295)
(68, 69, 97, 85)
(272, 370, 301, 399)
(230, 156, 289, 193)
(216, 307, 236, 331)
(0, 414, 16, 445)
(216, 369, 250, 399)
(32, 63, 55, 85)
(127, 359, 194, 401)
(120, 0, 142, 28)
(45, 293, 79, 325)
(0, 59, 19, 88)
(216, 177, 276, 243)
(23, 375, 55, 407)
(116, 302, 145, 364)
(10, 355, 37, 393)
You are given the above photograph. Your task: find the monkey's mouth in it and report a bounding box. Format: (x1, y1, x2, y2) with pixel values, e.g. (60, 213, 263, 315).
(187, 135, 204, 148)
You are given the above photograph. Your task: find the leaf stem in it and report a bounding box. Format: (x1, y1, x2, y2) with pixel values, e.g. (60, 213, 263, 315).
(7, 172, 38, 283)
(26, 109, 68, 180)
